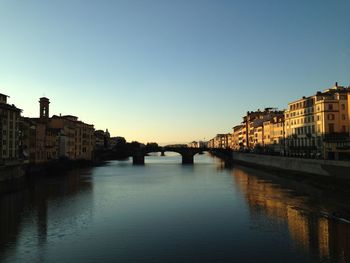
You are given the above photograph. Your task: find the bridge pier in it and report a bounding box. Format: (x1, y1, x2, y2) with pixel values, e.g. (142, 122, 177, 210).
(132, 153, 145, 165)
(181, 153, 194, 164)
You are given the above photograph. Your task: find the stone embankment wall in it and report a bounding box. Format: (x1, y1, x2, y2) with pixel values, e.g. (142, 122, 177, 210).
(232, 152, 350, 179)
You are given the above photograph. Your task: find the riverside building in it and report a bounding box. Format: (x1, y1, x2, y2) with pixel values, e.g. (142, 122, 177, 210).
(0, 94, 22, 165)
(242, 108, 284, 150)
(20, 97, 95, 163)
(232, 124, 245, 150)
(284, 83, 350, 160)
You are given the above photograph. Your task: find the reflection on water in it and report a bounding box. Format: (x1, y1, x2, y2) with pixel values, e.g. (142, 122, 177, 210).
(233, 166, 350, 263)
(0, 168, 93, 262)
(0, 154, 349, 262)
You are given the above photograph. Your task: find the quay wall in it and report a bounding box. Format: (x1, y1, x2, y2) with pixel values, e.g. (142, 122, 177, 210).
(0, 159, 94, 195)
(232, 152, 350, 179)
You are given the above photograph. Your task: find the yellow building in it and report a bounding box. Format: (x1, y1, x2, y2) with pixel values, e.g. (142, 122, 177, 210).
(187, 141, 198, 148)
(262, 115, 285, 153)
(284, 83, 350, 159)
(208, 134, 228, 149)
(253, 122, 264, 147)
(0, 94, 22, 165)
(207, 138, 214, 148)
(242, 108, 284, 151)
(232, 125, 244, 150)
(225, 133, 232, 149)
(243, 108, 284, 149)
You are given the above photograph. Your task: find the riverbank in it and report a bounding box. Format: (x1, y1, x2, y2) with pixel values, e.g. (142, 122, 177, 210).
(231, 152, 350, 178)
(227, 151, 350, 192)
(0, 159, 100, 195)
(24, 159, 96, 176)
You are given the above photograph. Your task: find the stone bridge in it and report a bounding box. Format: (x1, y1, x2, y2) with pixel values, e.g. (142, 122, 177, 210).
(132, 146, 209, 165)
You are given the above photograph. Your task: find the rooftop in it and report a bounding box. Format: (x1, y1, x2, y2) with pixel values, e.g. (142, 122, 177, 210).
(0, 103, 22, 112)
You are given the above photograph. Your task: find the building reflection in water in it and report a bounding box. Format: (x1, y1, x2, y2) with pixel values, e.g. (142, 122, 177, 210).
(233, 166, 350, 263)
(0, 168, 93, 261)
(0, 191, 25, 257)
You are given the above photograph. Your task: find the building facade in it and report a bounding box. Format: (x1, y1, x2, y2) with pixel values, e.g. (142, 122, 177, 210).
(284, 83, 350, 159)
(242, 108, 284, 151)
(263, 115, 285, 153)
(0, 94, 21, 165)
(208, 134, 231, 149)
(20, 97, 95, 163)
(232, 125, 244, 150)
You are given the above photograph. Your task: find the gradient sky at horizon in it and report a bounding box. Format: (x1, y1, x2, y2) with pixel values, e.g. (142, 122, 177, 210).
(1, 0, 349, 144)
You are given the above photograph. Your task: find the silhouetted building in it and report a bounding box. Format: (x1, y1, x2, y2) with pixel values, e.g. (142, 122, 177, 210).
(110, 136, 126, 148)
(0, 94, 22, 165)
(20, 98, 94, 163)
(94, 129, 110, 149)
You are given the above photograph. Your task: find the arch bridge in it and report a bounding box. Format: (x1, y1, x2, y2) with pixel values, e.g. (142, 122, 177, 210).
(132, 146, 208, 165)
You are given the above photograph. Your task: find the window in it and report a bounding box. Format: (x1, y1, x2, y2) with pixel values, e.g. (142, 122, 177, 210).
(317, 137, 321, 147)
(342, 126, 346, 132)
(341, 104, 346, 110)
(328, 123, 335, 133)
(328, 104, 333, 110)
(342, 114, 346, 120)
(327, 114, 335, 120)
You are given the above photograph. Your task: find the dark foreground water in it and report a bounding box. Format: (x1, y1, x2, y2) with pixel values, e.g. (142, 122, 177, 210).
(1, 153, 350, 263)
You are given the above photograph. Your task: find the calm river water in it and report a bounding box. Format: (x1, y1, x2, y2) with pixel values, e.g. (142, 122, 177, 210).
(0, 153, 349, 263)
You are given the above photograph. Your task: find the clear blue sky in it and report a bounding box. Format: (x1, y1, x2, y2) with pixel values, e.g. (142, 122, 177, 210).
(1, 0, 349, 144)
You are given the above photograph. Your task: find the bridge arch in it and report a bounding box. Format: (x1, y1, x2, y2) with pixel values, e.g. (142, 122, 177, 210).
(132, 147, 207, 165)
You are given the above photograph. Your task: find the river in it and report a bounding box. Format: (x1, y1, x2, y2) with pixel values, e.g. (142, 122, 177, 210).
(0, 153, 349, 263)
